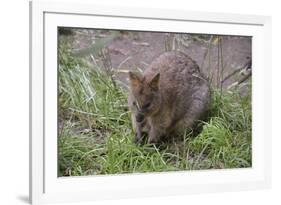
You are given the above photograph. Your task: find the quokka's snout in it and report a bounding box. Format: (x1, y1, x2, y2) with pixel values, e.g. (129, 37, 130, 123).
(128, 51, 211, 144)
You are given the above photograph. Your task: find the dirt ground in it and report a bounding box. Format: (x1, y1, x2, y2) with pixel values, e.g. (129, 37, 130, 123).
(68, 28, 252, 89)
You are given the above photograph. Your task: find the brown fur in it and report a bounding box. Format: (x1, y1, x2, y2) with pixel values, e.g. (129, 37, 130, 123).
(128, 51, 211, 144)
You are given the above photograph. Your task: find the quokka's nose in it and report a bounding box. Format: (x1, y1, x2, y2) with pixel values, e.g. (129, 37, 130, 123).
(136, 113, 144, 123)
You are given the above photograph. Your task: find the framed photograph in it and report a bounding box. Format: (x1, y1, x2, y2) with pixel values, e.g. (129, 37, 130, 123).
(30, 1, 271, 204)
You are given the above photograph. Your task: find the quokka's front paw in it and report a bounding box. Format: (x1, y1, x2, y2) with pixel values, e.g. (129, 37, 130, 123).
(134, 135, 144, 144)
(147, 136, 160, 145)
(147, 128, 162, 145)
(133, 132, 148, 144)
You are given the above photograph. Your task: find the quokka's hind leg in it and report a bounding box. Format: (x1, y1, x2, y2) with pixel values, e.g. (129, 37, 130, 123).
(183, 98, 210, 132)
(185, 83, 210, 128)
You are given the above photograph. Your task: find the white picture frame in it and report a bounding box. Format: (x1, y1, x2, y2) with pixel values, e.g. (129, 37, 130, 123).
(30, 0, 272, 204)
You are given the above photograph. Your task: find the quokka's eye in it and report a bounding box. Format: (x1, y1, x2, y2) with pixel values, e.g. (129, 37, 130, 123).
(143, 102, 151, 109)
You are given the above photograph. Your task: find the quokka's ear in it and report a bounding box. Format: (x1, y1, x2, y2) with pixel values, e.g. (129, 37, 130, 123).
(129, 71, 141, 88)
(149, 73, 160, 91)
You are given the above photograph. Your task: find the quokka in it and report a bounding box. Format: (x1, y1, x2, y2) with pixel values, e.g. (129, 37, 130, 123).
(128, 51, 211, 144)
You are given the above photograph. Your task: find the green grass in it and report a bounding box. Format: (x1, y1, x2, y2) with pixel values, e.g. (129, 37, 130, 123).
(58, 37, 252, 177)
